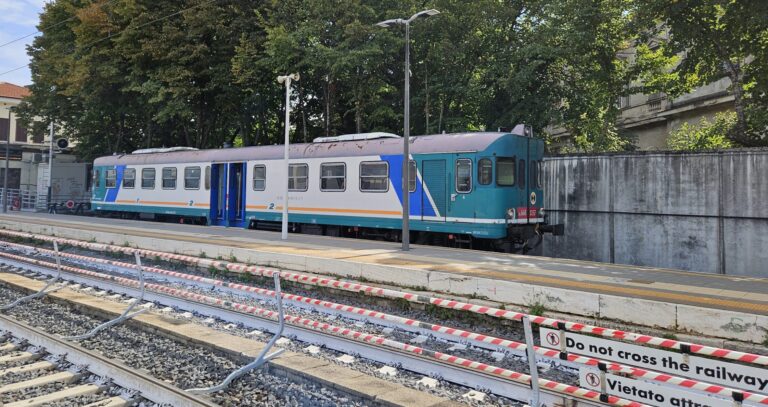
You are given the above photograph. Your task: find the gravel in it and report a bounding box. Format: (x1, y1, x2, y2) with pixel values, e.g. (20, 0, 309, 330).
(0, 283, 370, 407)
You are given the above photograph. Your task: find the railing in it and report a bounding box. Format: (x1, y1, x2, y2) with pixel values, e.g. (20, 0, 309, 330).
(0, 188, 90, 213)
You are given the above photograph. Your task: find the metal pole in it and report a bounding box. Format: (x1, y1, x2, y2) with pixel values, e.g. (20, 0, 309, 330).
(402, 22, 410, 251)
(47, 121, 54, 208)
(2, 108, 9, 213)
(281, 77, 291, 241)
(523, 316, 541, 407)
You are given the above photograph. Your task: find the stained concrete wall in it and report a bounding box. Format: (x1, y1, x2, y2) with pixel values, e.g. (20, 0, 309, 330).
(542, 150, 768, 277)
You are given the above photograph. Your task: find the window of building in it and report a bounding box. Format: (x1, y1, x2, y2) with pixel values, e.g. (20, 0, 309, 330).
(496, 157, 516, 186)
(162, 167, 177, 189)
(123, 168, 136, 188)
(15, 125, 27, 143)
(253, 165, 266, 191)
(456, 159, 472, 193)
(320, 163, 345, 191)
(184, 167, 201, 190)
(360, 161, 388, 192)
(142, 168, 156, 189)
(478, 158, 492, 185)
(288, 164, 308, 191)
(105, 169, 117, 188)
(408, 160, 417, 192)
(518, 159, 526, 189)
(204, 166, 211, 190)
(93, 169, 101, 189)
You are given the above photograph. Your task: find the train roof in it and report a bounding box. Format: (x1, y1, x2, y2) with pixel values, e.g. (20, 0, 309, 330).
(94, 132, 526, 166)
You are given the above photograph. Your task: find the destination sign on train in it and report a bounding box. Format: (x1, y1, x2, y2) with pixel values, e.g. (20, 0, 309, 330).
(540, 328, 768, 393)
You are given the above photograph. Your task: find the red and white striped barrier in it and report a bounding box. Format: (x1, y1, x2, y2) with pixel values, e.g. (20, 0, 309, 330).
(0, 229, 766, 369)
(0, 249, 647, 407)
(3, 240, 767, 404)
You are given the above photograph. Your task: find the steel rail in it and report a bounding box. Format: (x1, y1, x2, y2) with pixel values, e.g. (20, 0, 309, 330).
(0, 313, 217, 407)
(0, 254, 641, 407)
(2, 228, 764, 367)
(9, 242, 766, 406)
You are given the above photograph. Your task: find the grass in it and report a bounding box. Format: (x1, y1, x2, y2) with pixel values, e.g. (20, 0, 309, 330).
(528, 302, 547, 316)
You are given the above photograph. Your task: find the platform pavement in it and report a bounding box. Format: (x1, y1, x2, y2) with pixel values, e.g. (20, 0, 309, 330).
(0, 213, 766, 343)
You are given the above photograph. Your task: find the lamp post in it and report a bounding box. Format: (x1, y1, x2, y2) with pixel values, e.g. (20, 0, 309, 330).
(376, 9, 440, 251)
(277, 73, 299, 240)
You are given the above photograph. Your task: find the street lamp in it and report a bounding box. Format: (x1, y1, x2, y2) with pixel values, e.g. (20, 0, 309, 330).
(277, 73, 299, 240)
(375, 9, 440, 251)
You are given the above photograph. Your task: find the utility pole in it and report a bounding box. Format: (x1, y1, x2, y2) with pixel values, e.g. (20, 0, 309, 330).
(2, 108, 10, 213)
(277, 73, 299, 240)
(46, 121, 54, 208)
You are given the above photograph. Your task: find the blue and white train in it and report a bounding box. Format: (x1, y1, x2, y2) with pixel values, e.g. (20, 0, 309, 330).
(92, 126, 562, 251)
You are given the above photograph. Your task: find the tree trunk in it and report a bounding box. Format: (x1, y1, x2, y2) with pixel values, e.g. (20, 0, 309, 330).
(425, 68, 430, 134)
(299, 85, 308, 142)
(437, 97, 444, 133)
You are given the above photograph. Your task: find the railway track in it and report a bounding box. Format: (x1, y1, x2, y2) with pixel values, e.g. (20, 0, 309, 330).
(0, 314, 213, 406)
(0, 234, 765, 407)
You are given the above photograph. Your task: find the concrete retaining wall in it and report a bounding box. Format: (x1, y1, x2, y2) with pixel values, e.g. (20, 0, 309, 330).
(542, 150, 768, 277)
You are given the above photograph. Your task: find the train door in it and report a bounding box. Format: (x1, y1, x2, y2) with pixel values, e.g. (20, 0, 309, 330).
(228, 163, 246, 226)
(210, 163, 247, 227)
(210, 164, 228, 226)
(421, 159, 447, 222)
(450, 153, 475, 222)
(522, 138, 531, 224)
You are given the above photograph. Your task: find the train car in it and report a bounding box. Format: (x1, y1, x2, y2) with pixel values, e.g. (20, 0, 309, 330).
(92, 126, 561, 252)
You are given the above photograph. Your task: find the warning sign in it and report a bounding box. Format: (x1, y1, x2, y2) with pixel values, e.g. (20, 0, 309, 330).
(541, 328, 768, 394)
(579, 368, 735, 407)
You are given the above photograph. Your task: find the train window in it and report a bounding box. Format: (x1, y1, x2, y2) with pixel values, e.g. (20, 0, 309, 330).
(141, 168, 155, 189)
(93, 170, 101, 189)
(288, 164, 308, 191)
(162, 167, 177, 189)
(530, 161, 543, 189)
(184, 167, 201, 190)
(518, 159, 526, 189)
(123, 168, 136, 189)
(105, 169, 116, 188)
(456, 159, 472, 193)
(360, 161, 388, 192)
(478, 158, 492, 185)
(408, 160, 416, 192)
(204, 166, 211, 190)
(496, 157, 516, 186)
(320, 163, 345, 191)
(253, 165, 266, 191)
(537, 161, 544, 188)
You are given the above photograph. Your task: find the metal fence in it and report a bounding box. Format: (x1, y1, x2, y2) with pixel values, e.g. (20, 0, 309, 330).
(0, 188, 90, 212)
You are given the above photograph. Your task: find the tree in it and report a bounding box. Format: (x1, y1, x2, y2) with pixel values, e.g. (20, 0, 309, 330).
(635, 0, 768, 146)
(667, 112, 735, 151)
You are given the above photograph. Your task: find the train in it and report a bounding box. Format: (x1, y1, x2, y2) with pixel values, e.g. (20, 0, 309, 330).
(91, 125, 562, 252)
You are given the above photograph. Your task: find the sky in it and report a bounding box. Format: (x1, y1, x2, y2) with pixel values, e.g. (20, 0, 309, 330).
(0, 0, 47, 86)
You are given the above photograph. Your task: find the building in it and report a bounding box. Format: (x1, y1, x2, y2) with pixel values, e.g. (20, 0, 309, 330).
(615, 77, 734, 149)
(547, 76, 735, 151)
(0, 82, 89, 209)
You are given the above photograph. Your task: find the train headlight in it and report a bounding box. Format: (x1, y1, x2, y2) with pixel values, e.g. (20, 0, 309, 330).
(540, 208, 546, 217)
(506, 208, 516, 219)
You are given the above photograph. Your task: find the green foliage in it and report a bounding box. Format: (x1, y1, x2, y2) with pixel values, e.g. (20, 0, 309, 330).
(634, 0, 768, 146)
(667, 112, 736, 151)
(15, 0, 767, 153)
(528, 301, 547, 317)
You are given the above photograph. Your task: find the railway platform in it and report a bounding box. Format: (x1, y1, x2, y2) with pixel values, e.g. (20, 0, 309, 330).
(0, 213, 765, 344)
